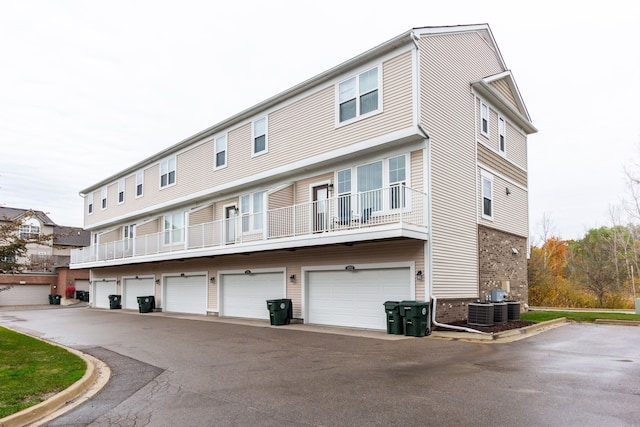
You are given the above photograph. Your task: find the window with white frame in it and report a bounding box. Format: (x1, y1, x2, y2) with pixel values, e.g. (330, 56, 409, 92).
(123, 223, 135, 252)
(160, 157, 176, 188)
(253, 118, 267, 155)
(101, 187, 107, 210)
(338, 66, 380, 123)
(163, 212, 184, 245)
(118, 179, 125, 204)
(19, 219, 40, 240)
(498, 116, 506, 154)
(336, 154, 408, 219)
(480, 101, 489, 136)
(215, 134, 227, 168)
(88, 193, 94, 214)
(240, 190, 267, 232)
(481, 172, 493, 219)
(136, 171, 144, 197)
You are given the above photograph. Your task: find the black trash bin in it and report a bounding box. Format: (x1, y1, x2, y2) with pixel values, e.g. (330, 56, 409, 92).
(75, 290, 83, 300)
(82, 291, 90, 302)
(383, 301, 404, 335)
(137, 296, 155, 313)
(266, 298, 292, 326)
(399, 300, 431, 337)
(108, 294, 122, 309)
(49, 294, 61, 305)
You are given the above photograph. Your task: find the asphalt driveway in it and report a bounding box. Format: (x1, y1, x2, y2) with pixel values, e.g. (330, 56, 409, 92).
(1, 305, 639, 426)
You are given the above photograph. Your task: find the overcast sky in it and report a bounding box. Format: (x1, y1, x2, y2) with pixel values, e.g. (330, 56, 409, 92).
(1, 1, 639, 242)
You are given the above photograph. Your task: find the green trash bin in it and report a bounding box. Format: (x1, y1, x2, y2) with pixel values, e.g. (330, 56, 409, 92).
(82, 291, 90, 302)
(383, 301, 404, 335)
(137, 296, 155, 313)
(108, 294, 122, 309)
(266, 299, 292, 326)
(399, 300, 431, 337)
(49, 294, 61, 305)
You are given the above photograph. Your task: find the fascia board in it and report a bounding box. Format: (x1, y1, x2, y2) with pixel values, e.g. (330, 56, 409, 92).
(472, 81, 538, 134)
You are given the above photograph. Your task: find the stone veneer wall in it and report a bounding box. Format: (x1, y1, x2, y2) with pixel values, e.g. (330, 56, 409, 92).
(478, 225, 528, 306)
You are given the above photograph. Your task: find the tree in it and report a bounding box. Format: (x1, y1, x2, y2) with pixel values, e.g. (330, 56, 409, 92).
(0, 212, 52, 273)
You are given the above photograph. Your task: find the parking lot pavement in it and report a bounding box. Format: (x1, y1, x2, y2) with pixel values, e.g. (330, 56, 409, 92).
(2, 306, 640, 426)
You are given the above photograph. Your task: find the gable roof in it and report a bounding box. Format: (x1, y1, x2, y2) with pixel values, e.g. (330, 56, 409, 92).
(53, 226, 91, 247)
(0, 206, 56, 226)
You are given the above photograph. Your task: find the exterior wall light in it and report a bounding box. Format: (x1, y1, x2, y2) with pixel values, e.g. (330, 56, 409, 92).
(416, 270, 423, 280)
(244, 270, 252, 275)
(289, 274, 295, 282)
(210, 277, 215, 283)
(345, 265, 355, 271)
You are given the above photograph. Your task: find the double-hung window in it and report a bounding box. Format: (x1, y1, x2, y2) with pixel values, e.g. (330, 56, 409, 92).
(498, 116, 506, 154)
(215, 134, 227, 168)
(118, 179, 125, 204)
(480, 101, 489, 136)
(163, 212, 184, 245)
(481, 171, 493, 219)
(240, 190, 267, 233)
(338, 67, 380, 123)
(19, 219, 40, 240)
(160, 157, 176, 188)
(101, 187, 107, 210)
(253, 118, 267, 155)
(136, 171, 144, 197)
(88, 193, 94, 214)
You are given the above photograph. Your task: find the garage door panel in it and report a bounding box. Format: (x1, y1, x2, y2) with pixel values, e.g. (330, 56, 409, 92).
(165, 275, 206, 315)
(308, 268, 411, 330)
(94, 281, 117, 309)
(222, 272, 284, 320)
(123, 278, 155, 310)
(0, 285, 50, 305)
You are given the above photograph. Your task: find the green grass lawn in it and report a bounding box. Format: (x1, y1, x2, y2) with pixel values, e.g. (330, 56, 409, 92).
(0, 326, 86, 418)
(521, 310, 640, 323)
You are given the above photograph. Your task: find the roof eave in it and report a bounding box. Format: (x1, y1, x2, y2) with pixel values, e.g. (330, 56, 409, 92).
(472, 80, 537, 134)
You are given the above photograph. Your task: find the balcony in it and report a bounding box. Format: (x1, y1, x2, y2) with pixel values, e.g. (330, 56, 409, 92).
(70, 186, 428, 268)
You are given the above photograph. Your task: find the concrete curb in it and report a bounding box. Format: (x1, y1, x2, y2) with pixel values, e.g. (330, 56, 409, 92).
(429, 317, 568, 343)
(593, 319, 640, 326)
(0, 330, 111, 427)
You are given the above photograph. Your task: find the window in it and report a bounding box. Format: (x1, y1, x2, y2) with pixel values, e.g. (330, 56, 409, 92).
(388, 155, 407, 209)
(338, 67, 380, 123)
(215, 134, 227, 168)
(136, 171, 144, 197)
(160, 157, 176, 188)
(253, 118, 267, 155)
(101, 187, 107, 210)
(482, 172, 493, 219)
(163, 212, 184, 245)
(337, 169, 352, 223)
(118, 179, 125, 204)
(481, 102, 489, 136)
(19, 219, 40, 240)
(240, 190, 267, 232)
(123, 224, 135, 253)
(88, 193, 93, 214)
(498, 116, 506, 154)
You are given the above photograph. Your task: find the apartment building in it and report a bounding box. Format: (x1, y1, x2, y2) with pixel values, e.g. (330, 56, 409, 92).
(70, 24, 536, 328)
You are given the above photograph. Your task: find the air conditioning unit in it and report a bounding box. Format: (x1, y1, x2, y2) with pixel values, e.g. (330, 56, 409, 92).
(493, 301, 508, 323)
(507, 301, 521, 321)
(468, 302, 494, 327)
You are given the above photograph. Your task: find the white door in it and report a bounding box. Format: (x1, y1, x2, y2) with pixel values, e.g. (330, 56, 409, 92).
(220, 272, 284, 319)
(0, 284, 50, 305)
(164, 275, 207, 314)
(307, 267, 411, 330)
(94, 280, 118, 309)
(123, 278, 155, 310)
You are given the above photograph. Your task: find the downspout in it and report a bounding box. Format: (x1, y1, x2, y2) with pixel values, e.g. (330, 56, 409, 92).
(431, 296, 489, 335)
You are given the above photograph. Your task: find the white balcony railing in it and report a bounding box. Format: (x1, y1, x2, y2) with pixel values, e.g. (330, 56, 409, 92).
(71, 186, 427, 265)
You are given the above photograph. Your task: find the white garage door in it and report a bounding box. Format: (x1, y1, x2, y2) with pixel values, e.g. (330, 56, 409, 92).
(164, 275, 207, 314)
(75, 280, 90, 292)
(0, 284, 50, 305)
(123, 278, 155, 310)
(221, 272, 284, 319)
(307, 268, 411, 330)
(94, 280, 118, 309)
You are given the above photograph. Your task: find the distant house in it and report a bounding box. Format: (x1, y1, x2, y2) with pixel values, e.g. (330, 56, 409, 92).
(70, 24, 536, 327)
(0, 207, 90, 305)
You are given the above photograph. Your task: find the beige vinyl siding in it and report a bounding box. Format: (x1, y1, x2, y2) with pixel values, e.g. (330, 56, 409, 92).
(189, 205, 213, 225)
(489, 78, 518, 109)
(506, 122, 527, 169)
(136, 218, 160, 237)
(478, 168, 528, 237)
(215, 198, 239, 221)
(83, 51, 414, 229)
(295, 173, 333, 205)
(477, 144, 527, 187)
(100, 228, 120, 244)
(420, 31, 504, 299)
(267, 186, 295, 238)
(410, 150, 424, 192)
(268, 185, 294, 210)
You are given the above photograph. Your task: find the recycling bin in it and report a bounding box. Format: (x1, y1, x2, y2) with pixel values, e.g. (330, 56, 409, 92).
(383, 301, 404, 335)
(266, 298, 292, 326)
(108, 294, 122, 309)
(399, 300, 431, 337)
(137, 296, 155, 313)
